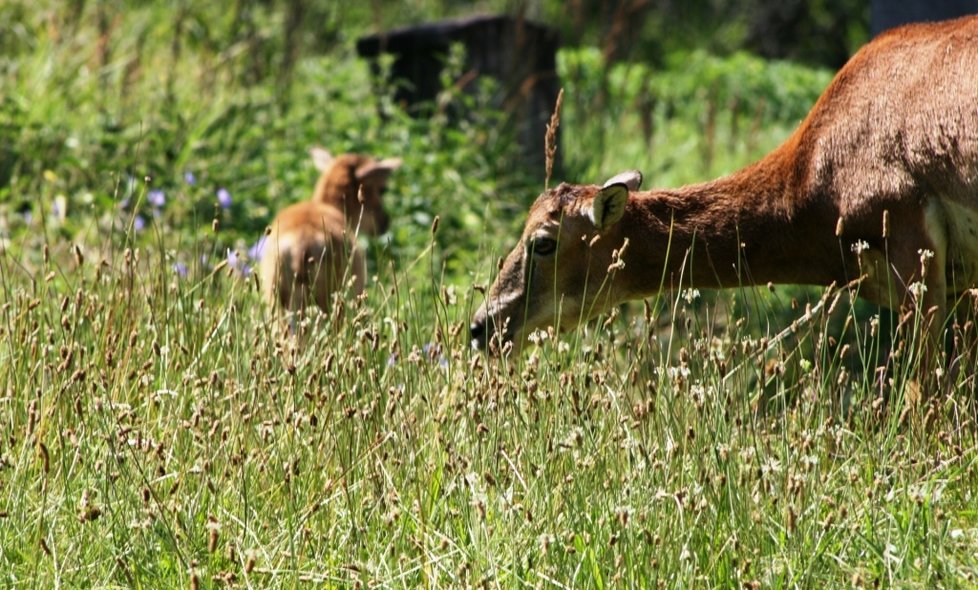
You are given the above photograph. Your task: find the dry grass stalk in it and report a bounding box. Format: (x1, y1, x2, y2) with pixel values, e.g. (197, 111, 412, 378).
(544, 88, 564, 191)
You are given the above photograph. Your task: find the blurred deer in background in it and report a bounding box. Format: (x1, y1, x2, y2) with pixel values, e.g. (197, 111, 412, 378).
(260, 147, 401, 313)
(471, 16, 978, 363)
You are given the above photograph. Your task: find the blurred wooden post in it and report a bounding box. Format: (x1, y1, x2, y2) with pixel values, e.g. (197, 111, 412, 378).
(279, 0, 306, 102)
(356, 15, 561, 178)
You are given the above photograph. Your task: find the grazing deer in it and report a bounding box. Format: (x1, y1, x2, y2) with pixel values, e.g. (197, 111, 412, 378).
(260, 148, 401, 312)
(471, 16, 978, 356)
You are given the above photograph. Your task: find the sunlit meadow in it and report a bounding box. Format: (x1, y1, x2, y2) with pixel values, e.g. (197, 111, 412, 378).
(2, 2, 978, 588)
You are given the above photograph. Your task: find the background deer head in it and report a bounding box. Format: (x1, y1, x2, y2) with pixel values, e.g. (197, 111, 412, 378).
(310, 147, 402, 236)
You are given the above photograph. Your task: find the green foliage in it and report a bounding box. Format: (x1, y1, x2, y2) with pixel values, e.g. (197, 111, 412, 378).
(557, 46, 832, 186)
(531, 0, 868, 68)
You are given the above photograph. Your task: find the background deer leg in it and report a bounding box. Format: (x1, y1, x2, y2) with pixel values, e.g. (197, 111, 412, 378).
(351, 246, 367, 295)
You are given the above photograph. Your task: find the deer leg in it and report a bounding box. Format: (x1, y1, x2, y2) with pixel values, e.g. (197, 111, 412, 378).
(917, 202, 950, 370)
(351, 246, 367, 296)
(851, 202, 948, 408)
(889, 204, 949, 405)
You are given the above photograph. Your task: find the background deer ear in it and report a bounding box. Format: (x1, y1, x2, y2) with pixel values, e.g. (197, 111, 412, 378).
(377, 157, 402, 171)
(602, 170, 642, 191)
(356, 157, 402, 181)
(310, 147, 334, 171)
(589, 184, 629, 231)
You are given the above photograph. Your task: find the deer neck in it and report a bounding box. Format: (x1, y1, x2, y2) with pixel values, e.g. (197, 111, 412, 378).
(311, 176, 343, 207)
(310, 177, 360, 227)
(614, 157, 844, 297)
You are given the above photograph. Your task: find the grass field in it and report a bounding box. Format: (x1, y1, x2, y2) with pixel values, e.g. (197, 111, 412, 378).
(3, 2, 978, 588)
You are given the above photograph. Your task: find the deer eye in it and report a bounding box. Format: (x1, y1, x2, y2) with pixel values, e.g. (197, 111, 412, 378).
(529, 237, 557, 257)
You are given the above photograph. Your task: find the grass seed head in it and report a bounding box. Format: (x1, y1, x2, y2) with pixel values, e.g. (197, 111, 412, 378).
(37, 442, 50, 474)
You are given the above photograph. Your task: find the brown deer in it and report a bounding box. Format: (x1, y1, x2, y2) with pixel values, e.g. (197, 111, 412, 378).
(260, 148, 401, 312)
(470, 16, 978, 357)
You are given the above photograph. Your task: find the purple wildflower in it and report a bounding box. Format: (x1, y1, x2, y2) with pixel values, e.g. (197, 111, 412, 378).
(134, 215, 146, 232)
(227, 248, 253, 277)
(217, 187, 232, 209)
(172, 262, 188, 277)
(248, 236, 267, 261)
(148, 189, 165, 208)
(184, 171, 196, 185)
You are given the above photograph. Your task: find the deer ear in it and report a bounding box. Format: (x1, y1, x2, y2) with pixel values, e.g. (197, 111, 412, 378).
(589, 184, 629, 231)
(377, 157, 402, 171)
(602, 170, 642, 191)
(310, 147, 334, 171)
(356, 157, 402, 181)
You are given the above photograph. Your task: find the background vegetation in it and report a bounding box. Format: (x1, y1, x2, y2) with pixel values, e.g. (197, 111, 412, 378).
(3, 1, 978, 588)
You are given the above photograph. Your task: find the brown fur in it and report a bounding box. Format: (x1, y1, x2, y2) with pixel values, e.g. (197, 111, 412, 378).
(471, 16, 978, 353)
(260, 148, 400, 313)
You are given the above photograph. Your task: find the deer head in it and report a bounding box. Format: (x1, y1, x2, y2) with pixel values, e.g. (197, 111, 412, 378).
(470, 170, 643, 353)
(310, 147, 402, 235)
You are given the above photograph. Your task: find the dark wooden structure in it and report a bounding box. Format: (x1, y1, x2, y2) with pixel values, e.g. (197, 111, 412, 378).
(872, 0, 978, 34)
(357, 15, 561, 176)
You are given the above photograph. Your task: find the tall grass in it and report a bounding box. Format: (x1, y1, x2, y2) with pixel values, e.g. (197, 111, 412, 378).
(2, 2, 978, 588)
(3, 222, 978, 587)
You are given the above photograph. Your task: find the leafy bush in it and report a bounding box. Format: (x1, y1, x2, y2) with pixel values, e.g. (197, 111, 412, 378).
(557, 47, 833, 184)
